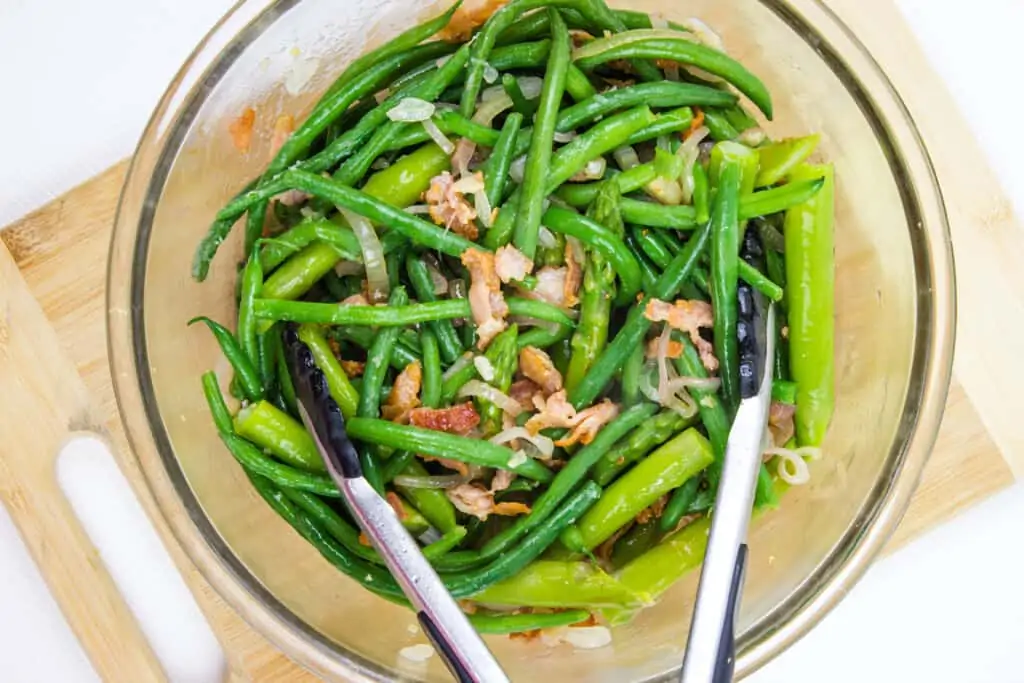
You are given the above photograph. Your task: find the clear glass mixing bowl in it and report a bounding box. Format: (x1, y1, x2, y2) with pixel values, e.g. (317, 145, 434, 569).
(108, 0, 955, 680)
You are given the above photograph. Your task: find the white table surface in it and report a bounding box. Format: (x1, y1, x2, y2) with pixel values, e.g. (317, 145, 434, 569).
(2, 1, 1023, 681)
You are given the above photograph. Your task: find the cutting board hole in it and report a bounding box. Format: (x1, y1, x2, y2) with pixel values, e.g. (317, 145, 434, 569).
(57, 435, 227, 683)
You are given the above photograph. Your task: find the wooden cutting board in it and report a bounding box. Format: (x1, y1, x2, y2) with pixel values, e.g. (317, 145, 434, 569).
(0, 0, 1021, 681)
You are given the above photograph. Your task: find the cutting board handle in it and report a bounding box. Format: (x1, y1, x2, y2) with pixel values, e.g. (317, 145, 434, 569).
(0, 241, 168, 682)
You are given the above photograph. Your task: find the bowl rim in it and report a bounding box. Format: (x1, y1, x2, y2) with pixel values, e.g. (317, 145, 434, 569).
(106, 0, 956, 680)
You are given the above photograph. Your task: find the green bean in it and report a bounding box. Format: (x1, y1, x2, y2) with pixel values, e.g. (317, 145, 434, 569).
(469, 609, 591, 634)
(632, 227, 673, 269)
(261, 242, 342, 302)
(381, 450, 416, 483)
(546, 106, 656, 191)
(335, 327, 419, 370)
(502, 74, 537, 117)
(495, 7, 552, 45)
(565, 63, 598, 101)
(593, 410, 693, 486)
(772, 380, 798, 405)
(419, 329, 442, 408)
(569, 428, 713, 550)
(467, 403, 657, 563)
(359, 143, 453, 208)
(233, 400, 324, 472)
(261, 221, 357, 271)
(565, 180, 621, 394)
(358, 287, 408, 422)
(709, 152, 742, 411)
(568, 221, 711, 409)
(201, 371, 234, 435)
(386, 110, 503, 151)
(573, 33, 773, 118)
(611, 520, 659, 569)
(512, 9, 571, 259)
(517, 322, 574, 350)
(658, 476, 702, 534)
(392, 458, 458, 534)
(449, 278, 477, 349)
(737, 259, 784, 302)
(556, 82, 735, 133)
(756, 134, 820, 187)
(541, 206, 642, 301)
(742, 177, 825, 219)
(440, 353, 479, 404)
(477, 325, 519, 437)
(333, 43, 473, 186)
(621, 342, 645, 408)
(785, 164, 835, 447)
(672, 340, 730, 485)
(280, 488, 383, 565)
(256, 325, 280, 400)
(405, 255, 464, 364)
(345, 418, 555, 482)
(623, 106, 694, 147)
(238, 250, 262, 368)
(474, 560, 643, 608)
(449, 482, 602, 597)
(274, 334, 299, 416)
(702, 108, 739, 141)
(484, 112, 524, 209)
(297, 324, 359, 419)
(555, 163, 658, 206)
(188, 317, 263, 402)
(612, 515, 711, 607)
(282, 169, 478, 258)
(221, 432, 338, 497)
(693, 161, 710, 224)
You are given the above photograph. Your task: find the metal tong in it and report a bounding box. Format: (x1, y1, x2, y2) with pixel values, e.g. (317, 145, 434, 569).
(681, 229, 775, 683)
(284, 329, 508, 683)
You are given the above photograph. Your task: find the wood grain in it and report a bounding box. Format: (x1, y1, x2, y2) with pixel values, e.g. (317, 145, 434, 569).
(0, 0, 1018, 680)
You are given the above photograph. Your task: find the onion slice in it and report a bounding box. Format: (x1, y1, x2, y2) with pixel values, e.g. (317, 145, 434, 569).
(387, 97, 436, 122)
(677, 125, 710, 204)
(339, 208, 388, 302)
(458, 380, 523, 417)
(764, 446, 823, 486)
(422, 119, 455, 154)
(442, 353, 474, 381)
(490, 427, 555, 459)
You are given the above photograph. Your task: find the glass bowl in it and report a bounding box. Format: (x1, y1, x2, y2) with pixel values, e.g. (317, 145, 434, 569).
(108, 0, 955, 680)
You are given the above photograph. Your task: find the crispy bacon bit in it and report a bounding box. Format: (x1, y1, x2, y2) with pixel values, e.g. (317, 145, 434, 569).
(525, 266, 568, 307)
(229, 107, 256, 153)
(426, 172, 479, 239)
(644, 298, 718, 371)
(490, 468, 516, 493)
(667, 513, 701, 535)
(768, 401, 796, 448)
(437, 0, 509, 42)
(382, 361, 422, 423)
(446, 483, 532, 520)
(525, 390, 620, 448)
(495, 245, 535, 284)
(409, 402, 481, 436)
(519, 346, 563, 395)
(458, 600, 479, 615)
(554, 400, 619, 448)
(572, 613, 600, 628)
(646, 337, 684, 360)
(635, 495, 669, 525)
(269, 114, 296, 158)
(563, 240, 583, 308)
(386, 492, 407, 520)
(509, 629, 542, 642)
(341, 293, 370, 307)
(421, 456, 471, 477)
(340, 359, 366, 377)
(509, 378, 542, 411)
(358, 532, 372, 547)
(595, 523, 633, 564)
(687, 108, 706, 138)
(461, 248, 509, 349)
(570, 30, 595, 49)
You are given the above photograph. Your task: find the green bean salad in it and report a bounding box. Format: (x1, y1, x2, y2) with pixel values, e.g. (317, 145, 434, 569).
(193, 0, 834, 640)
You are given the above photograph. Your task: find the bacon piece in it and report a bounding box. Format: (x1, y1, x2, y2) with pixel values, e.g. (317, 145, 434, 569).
(461, 248, 509, 349)
(437, 0, 509, 42)
(635, 495, 669, 525)
(645, 337, 685, 359)
(519, 347, 563, 395)
(644, 298, 718, 371)
(563, 240, 583, 308)
(768, 401, 796, 448)
(426, 172, 479, 240)
(524, 266, 568, 307)
(525, 390, 620, 448)
(409, 402, 481, 435)
(381, 361, 422, 423)
(340, 359, 366, 377)
(495, 245, 534, 284)
(269, 114, 295, 159)
(446, 483, 532, 520)
(490, 468, 516, 493)
(509, 378, 542, 411)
